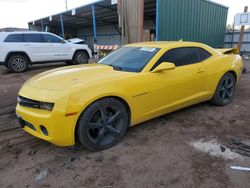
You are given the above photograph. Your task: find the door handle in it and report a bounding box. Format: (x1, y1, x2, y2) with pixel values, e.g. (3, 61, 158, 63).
(24, 44, 30, 46)
(197, 68, 205, 73)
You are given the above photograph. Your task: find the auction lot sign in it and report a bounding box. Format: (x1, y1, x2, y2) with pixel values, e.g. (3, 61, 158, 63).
(235, 12, 250, 26)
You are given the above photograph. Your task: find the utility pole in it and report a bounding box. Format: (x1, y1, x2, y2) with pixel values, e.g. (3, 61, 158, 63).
(65, 0, 68, 11)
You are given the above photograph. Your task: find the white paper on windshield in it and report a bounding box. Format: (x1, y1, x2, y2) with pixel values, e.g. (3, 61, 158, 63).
(139, 47, 156, 52)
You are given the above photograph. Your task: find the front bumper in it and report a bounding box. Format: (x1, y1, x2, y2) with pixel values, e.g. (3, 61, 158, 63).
(15, 85, 77, 146)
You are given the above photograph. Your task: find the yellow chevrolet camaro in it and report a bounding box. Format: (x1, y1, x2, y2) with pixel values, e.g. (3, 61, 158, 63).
(16, 42, 243, 151)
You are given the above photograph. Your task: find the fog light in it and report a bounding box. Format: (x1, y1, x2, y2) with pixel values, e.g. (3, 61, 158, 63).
(40, 125, 48, 136)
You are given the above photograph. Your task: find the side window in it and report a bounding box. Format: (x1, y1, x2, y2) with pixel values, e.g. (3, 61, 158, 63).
(23, 34, 44, 43)
(199, 48, 212, 61)
(152, 47, 201, 70)
(163, 47, 200, 66)
(43, 34, 62, 43)
(4, 34, 24, 42)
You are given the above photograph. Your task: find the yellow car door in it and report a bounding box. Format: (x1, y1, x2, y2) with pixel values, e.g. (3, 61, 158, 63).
(149, 47, 211, 116)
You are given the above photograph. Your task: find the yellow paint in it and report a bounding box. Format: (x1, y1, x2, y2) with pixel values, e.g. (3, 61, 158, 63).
(16, 42, 243, 146)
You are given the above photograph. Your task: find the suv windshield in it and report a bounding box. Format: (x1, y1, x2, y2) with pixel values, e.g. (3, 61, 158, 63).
(98, 47, 159, 72)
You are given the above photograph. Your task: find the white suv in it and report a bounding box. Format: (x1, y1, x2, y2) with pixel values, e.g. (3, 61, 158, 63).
(0, 31, 92, 72)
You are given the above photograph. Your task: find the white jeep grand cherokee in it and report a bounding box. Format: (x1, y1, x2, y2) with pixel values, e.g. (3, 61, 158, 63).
(0, 31, 92, 72)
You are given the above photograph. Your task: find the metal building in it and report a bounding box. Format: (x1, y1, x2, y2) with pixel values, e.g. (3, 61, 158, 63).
(157, 0, 228, 47)
(29, 0, 228, 48)
(28, 0, 122, 47)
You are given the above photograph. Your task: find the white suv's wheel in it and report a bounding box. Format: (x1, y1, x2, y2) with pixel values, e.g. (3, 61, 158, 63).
(8, 55, 28, 73)
(73, 51, 89, 64)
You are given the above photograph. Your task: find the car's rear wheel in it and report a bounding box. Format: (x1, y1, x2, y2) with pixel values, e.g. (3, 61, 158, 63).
(210, 72, 236, 106)
(8, 55, 28, 73)
(77, 98, 129, 151)
(73, 51, 89, 64)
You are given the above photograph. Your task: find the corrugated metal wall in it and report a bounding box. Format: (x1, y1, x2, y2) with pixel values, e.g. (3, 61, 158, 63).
(157, 0, 228, 47)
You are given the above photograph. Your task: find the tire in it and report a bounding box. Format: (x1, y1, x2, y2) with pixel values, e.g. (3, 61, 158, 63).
(8, 55, 29, 73)
(77, 98, 129, 151)
(73, 51, 89, 64)
(210, 72, 236, 106)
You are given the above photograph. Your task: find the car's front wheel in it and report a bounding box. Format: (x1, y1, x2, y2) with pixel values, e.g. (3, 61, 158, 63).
(8, 55, 28, 73)
(73, 51, 89, 64)
(210, 72, 236, 106)
(77, 98, 129, 151)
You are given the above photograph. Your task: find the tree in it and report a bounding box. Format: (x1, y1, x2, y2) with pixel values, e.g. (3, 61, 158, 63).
(226, 24, 233, 32)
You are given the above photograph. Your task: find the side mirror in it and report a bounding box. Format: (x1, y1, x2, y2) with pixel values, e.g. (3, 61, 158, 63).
(152, 62, 176, 73)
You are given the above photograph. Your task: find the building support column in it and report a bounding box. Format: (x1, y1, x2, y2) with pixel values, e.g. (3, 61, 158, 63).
(139, 0, 144, 42)
(60, 14, 65, 39)
(92, 4, 97, 43)
(155, 0, 159, 41)
(40, 20, 44, 32)
(28, 23, 31, 31)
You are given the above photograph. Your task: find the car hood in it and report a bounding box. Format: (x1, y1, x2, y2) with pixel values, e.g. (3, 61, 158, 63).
(71, 43, 89, 48)
(68, 38, 85, 44)
(26, 64, 126, 90)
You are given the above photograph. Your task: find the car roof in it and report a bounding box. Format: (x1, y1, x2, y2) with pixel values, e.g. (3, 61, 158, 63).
(0, 31, 60, 41)
(126, 41, 219, 56)
(0, 31, 54, 35)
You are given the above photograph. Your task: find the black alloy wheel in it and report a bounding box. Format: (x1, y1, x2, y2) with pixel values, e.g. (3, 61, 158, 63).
(77, 98, 129, 151)
(210, 72, 236, 106)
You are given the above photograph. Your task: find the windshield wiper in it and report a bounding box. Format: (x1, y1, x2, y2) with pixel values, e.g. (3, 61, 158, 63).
(107, 64, 123, 71)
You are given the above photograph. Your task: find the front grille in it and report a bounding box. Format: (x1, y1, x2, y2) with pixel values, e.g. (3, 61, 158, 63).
(18, 96, 41, 109)
(17, 96, 54, 111)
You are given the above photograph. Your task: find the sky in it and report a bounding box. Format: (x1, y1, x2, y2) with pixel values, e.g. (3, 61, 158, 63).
(0, 0, 249, 29)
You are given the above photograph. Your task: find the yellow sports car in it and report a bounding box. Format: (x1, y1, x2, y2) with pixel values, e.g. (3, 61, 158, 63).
(16, 42, 243, 151)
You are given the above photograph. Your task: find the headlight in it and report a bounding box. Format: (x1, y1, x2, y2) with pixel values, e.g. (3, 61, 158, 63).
(17, 96, 54, 111)
(39, 102, 54, 111)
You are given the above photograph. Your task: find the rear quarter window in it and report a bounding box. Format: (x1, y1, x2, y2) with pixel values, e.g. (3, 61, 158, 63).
(42, 34, 62, 43)
(4, 34, 24, 42)
(199, 48, 212, 61)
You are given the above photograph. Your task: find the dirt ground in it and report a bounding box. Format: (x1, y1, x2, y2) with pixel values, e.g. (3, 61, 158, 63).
(0, 62, 249, 188)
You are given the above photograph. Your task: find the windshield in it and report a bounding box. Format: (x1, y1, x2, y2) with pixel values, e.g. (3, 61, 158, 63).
(98, 46, 159, 72)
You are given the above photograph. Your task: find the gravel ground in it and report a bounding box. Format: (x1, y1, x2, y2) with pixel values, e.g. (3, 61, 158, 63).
(0, 62, 250, 188)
